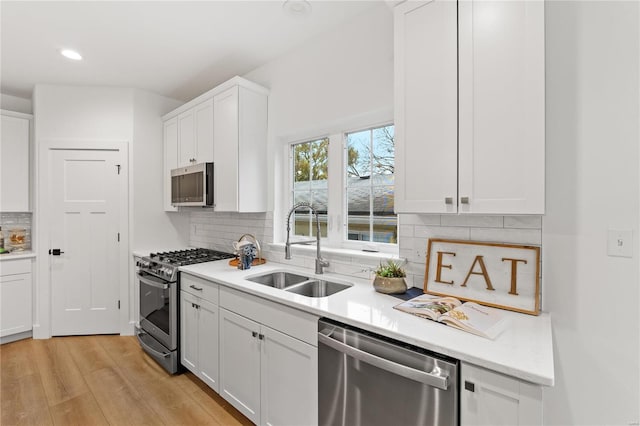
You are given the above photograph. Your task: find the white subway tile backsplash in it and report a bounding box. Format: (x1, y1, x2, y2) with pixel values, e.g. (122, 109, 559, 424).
(400, 214, 441, 226)
(504, 215, 542, 229)
(440, 215, 504, 228)
(189, 211, 543, 293)
(414, 225, 471, 240)
(470, 227, 542, 245)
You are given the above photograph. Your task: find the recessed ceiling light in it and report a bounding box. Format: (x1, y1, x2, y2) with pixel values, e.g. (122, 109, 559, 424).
(60, 49, 82, 61)
(283, 0, 311, 18)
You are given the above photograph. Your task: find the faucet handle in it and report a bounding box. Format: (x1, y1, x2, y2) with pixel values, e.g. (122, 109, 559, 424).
(315, 258, 330, 274)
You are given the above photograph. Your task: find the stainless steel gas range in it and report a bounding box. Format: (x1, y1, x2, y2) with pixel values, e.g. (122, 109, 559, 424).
(135, 248, 234, 374)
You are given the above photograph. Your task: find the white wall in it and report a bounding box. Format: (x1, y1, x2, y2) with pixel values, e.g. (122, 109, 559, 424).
(243, 3, 394, 239)
(33, 85, 188, 337)
(132, 89, 189, 248)
(1, 93, 32, 114)
(543, 2, 640, 424)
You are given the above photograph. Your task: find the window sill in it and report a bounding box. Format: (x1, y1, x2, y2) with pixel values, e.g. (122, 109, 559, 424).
(266, 242, 400, 263)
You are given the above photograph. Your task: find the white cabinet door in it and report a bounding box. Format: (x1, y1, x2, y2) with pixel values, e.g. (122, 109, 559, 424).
(194, 99, 214, 164)
(213, 86, 240, 212)
(180, 291, 198, 373)
(0, 113, 30, 212)
(394, 0, 458, 214)
(260, 325, 317, 426)
(0, 269, 32, 337)
(461, 363, 542, 426)
(197, 298, 219, 392)
(219, 308, 261, 424)
(163, 117, 178, 212)
(458, 0, 545, 214)
(177, 109, 196, 167)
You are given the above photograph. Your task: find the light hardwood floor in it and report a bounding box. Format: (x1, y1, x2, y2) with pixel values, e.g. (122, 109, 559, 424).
(0, 335, 253, 426)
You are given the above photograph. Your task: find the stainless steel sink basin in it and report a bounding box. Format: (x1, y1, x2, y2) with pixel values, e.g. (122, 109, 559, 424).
(285, 280, 352, 297)
(246, 271, 310, 289)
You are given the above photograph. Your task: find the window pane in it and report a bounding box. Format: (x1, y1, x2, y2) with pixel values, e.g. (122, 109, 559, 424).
(346, 130, 370, 178)
(373, 185, 397, 243)
(347, 187, 370, 241)
(291, 139, 328, 239)
(372, 125, 395, 176)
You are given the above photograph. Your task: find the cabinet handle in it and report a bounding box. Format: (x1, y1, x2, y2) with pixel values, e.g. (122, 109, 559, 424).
(252, 331, 258, 338)
(464, 381, 475, 392)
(460, 196, 470, 204)
(258, 333, 264, 340)
(189, 285, 203, 291)
(445, 197, 453, 205)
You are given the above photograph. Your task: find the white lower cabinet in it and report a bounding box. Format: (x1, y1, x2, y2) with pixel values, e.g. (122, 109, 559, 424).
(461, 362, 542, 426)
(180, 274, 220, 392)
(219, 286, 318, 426)
(0, 258, 33, 338)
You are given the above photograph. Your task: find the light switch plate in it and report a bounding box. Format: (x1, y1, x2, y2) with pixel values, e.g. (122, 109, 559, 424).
(607, 229, 633, 258)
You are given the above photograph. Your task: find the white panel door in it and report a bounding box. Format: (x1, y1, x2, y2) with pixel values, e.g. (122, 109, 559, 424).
(219, 307, 260, 424)
(0, 114, 30, 212)
(197, 298, 219, 392)
(458, 0, 545, 214)
(0, 272, 32, 337)
(180, 291, 198, 373)
(194, 99, 214, 163)
(260, 325, 317, 426)
(50, 149, 121, 335)
(213, 86, 239, 212)
(394, 0, 458, 213)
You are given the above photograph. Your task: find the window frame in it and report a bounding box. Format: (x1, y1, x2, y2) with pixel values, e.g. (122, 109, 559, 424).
(286, 121, 398, 255)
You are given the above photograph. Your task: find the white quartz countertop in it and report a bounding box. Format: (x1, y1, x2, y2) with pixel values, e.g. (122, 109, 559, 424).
(0, 251, 36, 261)
(180, 259, 554, 386)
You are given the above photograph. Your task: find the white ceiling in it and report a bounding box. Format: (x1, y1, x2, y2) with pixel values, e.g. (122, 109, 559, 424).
(1, 1, 382, 102)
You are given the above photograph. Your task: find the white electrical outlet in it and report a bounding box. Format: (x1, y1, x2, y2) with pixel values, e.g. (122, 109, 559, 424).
(607, 229, 633, 258)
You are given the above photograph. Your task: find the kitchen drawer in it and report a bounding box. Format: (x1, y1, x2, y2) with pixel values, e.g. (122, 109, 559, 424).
(0, 258, 31, 276)
(220, 286, 318, 346)
(180, 273, 218, 303)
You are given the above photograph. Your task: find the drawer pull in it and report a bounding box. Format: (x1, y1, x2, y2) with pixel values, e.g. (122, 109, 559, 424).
(190, 285, 203, 291)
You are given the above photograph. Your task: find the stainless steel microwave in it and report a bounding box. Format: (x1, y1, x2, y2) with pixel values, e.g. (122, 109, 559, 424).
(171, 162, 214, 207)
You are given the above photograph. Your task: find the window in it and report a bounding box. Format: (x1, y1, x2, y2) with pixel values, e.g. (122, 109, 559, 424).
(289, 123, 397, 252)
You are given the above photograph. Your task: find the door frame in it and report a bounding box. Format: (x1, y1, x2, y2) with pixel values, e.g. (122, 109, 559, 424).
(34, 139, 129, 338)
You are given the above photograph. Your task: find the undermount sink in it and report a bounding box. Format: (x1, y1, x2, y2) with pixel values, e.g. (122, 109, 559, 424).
(245, 271, 352, 297)
(246, 271, 309, 289)
(285, 280, 352, 298)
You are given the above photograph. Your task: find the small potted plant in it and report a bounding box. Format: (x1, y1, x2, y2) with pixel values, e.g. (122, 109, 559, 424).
(373, 259, 407, 294)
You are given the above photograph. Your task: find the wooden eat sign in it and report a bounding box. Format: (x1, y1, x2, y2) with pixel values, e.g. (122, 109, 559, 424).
(424, 239, 541, 315)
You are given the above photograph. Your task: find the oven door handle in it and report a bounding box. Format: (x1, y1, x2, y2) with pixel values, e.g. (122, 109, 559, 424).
(318, 330, 449, 390)
(136, 328, 171, 359)
(138, 274, 169, 290)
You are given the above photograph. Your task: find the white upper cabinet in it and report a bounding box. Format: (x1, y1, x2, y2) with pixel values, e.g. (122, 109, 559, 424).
(162, 77, 268, 212)
(177, 98, 214, 168)
(1, 111, 31, 212)
(213, 84, 268, 212)
(163, 117, 178, 212)
(394, 0, 545, 214)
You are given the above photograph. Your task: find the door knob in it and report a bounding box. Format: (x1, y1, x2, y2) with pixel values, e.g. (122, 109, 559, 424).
(49, 249, 65, 256)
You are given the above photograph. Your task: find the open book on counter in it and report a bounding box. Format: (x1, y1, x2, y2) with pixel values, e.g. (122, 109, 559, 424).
(393, 294, 509, 340)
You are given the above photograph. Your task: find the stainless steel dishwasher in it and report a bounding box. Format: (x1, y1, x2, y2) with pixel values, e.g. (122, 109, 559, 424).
(318, 318, 459, 426)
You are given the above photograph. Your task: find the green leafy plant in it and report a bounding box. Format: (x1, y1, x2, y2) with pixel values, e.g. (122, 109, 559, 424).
(374, 259, 406, 278)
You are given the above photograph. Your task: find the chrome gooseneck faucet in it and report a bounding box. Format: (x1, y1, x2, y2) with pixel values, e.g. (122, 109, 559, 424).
(285, 202, 329, 274)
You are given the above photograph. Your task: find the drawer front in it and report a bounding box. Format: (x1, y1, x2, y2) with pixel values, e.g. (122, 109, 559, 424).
(0, 258, 31, 276)
(220, 286, 318, 346)
(181, 273, 218, 303)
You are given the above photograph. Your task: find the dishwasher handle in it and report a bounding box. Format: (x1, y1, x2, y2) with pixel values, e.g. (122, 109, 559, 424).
(318, 329, 449, 391)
